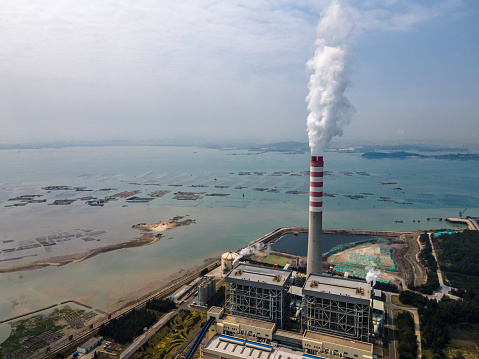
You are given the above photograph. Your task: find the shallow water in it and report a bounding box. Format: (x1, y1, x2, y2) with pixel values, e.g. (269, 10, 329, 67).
(271, 233, 380, 256)
(0, 146, 477, 331)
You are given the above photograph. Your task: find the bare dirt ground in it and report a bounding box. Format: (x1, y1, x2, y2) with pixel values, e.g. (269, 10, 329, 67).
(393, 232, 427, 288)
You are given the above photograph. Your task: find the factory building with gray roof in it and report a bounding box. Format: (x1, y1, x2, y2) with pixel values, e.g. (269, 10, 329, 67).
(202, 263, 383, 359)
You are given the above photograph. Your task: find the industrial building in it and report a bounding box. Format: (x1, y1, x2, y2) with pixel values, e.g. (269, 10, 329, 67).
(222, 251, 239, 272)
(225, 264, 291, 329)
(200, 154, 383, 359)
(77, 337, 103, 354)
(201, 262, 382, 359)
(204, 307, 374, 359)
(301, 274, 372, 342)
(198, 277, 217, 306)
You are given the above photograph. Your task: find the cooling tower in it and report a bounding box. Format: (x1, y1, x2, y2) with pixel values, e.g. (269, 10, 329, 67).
(307, 156, 323, 276)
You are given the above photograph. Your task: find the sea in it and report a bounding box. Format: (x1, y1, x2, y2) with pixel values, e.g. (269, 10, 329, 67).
(0, 145, 478, 342)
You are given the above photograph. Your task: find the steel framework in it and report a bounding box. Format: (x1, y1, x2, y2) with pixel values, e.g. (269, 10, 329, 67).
(226, 282, 289, 329)
(301, 294, 372, 342)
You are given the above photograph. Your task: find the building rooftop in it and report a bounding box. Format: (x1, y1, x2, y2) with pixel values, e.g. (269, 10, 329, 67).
(168, 284, 190, 300)
(303, 274, 372, 304)
(209, 306, 224, 315)
(78, 337, 102, 350)
(226, 264, 292, 290)
(303, 331, 372, 352)
(223, 315, 276, 331)
(204, 335, 303, 359)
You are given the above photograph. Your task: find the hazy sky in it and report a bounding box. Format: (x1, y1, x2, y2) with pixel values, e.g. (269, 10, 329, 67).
(1, 0, 478, 145)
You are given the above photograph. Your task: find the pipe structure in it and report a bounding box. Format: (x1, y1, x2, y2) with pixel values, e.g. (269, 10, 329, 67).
(307, 156, 323, 276)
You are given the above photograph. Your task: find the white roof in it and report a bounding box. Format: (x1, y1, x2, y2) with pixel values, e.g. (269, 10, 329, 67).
(223, 251, 238, 260)
(204, 335, 303, 359)
(226, 264, 292, 290)
(303, 274, 371, 304)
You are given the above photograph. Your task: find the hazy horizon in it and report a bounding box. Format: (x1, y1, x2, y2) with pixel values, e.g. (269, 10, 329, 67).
(2, 0, 478, 145)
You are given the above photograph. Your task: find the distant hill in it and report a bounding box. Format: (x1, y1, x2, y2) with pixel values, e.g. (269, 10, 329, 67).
(362, 151, 479, 160)
(362, 151, 421, 159)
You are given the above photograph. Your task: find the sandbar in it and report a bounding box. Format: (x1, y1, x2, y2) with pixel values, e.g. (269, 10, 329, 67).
(0, 216, 195, 274)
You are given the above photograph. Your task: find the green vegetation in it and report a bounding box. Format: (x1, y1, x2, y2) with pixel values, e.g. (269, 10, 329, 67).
(391, 295, 411, 308)
(0, 306, 82, 358)
(434, 230, 479, 293)
(399, 290, 479, 358)
(395, 311, 417, 359)
(132, 310, 204, 359)
(408, 232, 439, 295)
(374, 281, 399, 293)
(99, 309, 157, 345)
(260, 254, 291, 267)
(145, 299, 177, 314)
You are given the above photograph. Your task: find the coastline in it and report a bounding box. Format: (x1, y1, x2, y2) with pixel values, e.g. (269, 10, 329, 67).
(0, 234, 162, 274)
(0, 216, 195, 274)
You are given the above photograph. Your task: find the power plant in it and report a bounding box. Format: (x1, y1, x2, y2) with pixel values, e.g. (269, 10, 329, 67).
(199, 155, 385, 359)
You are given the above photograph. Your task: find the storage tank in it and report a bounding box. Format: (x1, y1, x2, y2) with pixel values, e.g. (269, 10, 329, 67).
(208, 278, 216, 298)
(198, 284, 206, 306)
(221, 251, 238, 272)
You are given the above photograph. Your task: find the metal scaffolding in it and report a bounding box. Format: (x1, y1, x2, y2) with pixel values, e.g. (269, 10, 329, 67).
(226, 281, 289, 329)
(301, 294, 372, 342)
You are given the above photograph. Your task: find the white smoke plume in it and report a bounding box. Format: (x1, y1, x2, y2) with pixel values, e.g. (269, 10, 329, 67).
(306, 1, 355, 155)
(233, 243, 271, 264)
(365, 266, 381, 286)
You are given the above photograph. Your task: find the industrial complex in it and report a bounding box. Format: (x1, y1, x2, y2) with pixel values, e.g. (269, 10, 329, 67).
(199, 157, 384, 359)
(201, 263, 382, 359)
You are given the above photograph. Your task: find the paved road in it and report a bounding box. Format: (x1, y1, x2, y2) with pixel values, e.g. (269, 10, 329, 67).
(384, 292, 422, 359)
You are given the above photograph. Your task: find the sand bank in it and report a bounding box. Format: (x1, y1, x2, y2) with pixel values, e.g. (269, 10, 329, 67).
(0, 216, 195, 274)
(132, 215, 195, 232)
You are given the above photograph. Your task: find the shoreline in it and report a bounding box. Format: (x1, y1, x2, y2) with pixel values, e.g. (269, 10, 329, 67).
(0, 234, 163, 274)
(0, 216, 195, 274)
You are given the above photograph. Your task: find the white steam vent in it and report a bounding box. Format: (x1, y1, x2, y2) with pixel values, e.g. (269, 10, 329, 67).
(233, 243, 271, 265)
(365, 266, 382, 286)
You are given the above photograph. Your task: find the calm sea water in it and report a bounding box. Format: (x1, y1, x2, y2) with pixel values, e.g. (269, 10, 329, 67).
(271, 233, 379, 256)
(0, 146, 478, 341)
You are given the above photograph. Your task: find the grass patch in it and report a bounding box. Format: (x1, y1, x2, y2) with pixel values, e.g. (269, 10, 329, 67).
(421, 349, 434, 359)
(445, 326, 479, 359)
(131, 310, 205, 359)
(260, 254, 291, 267)
(392, 309, 407, 317)
(391, 295, 411, 308)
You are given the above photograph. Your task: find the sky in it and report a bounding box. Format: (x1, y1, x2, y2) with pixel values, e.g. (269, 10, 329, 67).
(1, 0, 478, 145)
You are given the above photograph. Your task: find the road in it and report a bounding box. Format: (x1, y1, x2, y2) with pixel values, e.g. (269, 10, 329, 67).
(120, 294, 198, 359)
(383, 292, 422, 359)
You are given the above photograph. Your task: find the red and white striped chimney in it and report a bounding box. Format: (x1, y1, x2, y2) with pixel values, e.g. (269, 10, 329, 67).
(307, 156, 323, 275)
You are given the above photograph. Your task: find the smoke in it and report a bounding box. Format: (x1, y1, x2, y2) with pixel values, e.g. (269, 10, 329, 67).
(233, 243, 271, 264)
(306, 1, 355, 155)
(365, 266, 381, 286)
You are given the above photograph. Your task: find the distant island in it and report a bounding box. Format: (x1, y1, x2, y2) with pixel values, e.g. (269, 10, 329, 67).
(362, 151, 422, 159)
(362, 151, 479, 160)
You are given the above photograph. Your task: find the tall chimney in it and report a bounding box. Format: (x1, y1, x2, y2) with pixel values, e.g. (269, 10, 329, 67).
(307, 156, 323, 276)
